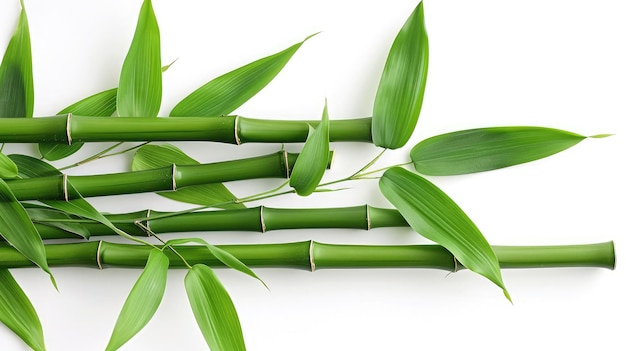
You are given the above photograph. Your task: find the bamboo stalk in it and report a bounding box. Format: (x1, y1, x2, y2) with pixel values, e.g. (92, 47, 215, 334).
(0, 115, 373, 144)
(8, 151, 333, 200)
(33, 205, 409, 239)
(0, 241, 614, 271)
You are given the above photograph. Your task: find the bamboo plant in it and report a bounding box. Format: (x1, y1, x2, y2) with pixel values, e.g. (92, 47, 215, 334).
(0, 1, 619, 350)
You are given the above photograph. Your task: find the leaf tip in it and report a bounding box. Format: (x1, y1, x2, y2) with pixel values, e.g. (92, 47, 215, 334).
(589, 133, 614, 139)
(503, 289, 513, 304)
(49, 273, 59, 292)
(305, 32, 322, 42)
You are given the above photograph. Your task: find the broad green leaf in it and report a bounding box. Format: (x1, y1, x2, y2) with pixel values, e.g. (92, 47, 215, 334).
(372, 2, 428, 149)
(0, 269, 45, 351)
(185, 264, 246, 351)
(132, 144, 243, 209)
(0, 2, 33, 118)
(0, 152, 18, 179)
(0, 178, 54, 285)
(117, 0, 162, 117)
(170, 34, 316, 117)
(106, 249, 169, 351)
(25, 206, 90, 239)
(39, 88, 118, 161)
(411, 127, 588, 175)
(164, 238, 266, 288)
(289, 101, 330, 196)
(379, 167, 510, 300)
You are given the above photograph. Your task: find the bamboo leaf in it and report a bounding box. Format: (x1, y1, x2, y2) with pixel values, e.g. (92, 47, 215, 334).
(372, 2, 428, 149)
(0, 269, 45, 351)
(132, 144, 243, 209)
(289, 101, 330, 196)
(379, 167, 510, 300)
(117, 0, 162, 117)
(0, 178, 54, 285)
(105, 249, 169, 351)
(10, 154, 122, 239)
(165, 238, 266, 288)
(25, 206, 90, 239)
(411, 127, 588, 175)
(39, 88, 118, 161)
(0, 152, 18, 179)
(185, 264, 246, 351)
(170, 34, 315, 117)
(0, 2, 33, 118)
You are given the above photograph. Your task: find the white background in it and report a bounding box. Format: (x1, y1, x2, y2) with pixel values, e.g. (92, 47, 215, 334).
(0, 0, 624, 350)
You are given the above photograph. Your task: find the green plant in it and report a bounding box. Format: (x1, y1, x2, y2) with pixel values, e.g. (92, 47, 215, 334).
(0, 0, 620, 349)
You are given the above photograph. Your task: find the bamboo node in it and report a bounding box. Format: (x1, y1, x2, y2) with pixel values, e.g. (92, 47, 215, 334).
(62, 174, 69, 202)
(65, 113, 73, 145)
(171, 164, 178, 191)
(309, 240, 316, 272)
(283, 150, 290, 178)
(365, 204, 371, 230)
(96, 241, 103, 270)
(234, 115, 242, 145)
(259, 206, 267, 233)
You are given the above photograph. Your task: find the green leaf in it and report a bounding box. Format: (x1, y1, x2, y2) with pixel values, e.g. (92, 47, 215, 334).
(10, 154, 122, 240)
(0, 2, 33, 118)
(372, 2, 428, 149)
(132, 144, 243, 209)
(105, 249, 169, 351)
(289, 101, 330, 196)
(117, 0, 162, 117)
(164, 238, 266, 288)
(0, 269, 45, 351)
(39, 88, 118, 161)
(170, 34, 316, 117)
(185, 264, 246, 351)
(411, 127, 587, 175)
(0, 152, 18, 179)
(379, 167, 510, 300)
(0, 178, 54, 285)
(25, 206, 90, 239)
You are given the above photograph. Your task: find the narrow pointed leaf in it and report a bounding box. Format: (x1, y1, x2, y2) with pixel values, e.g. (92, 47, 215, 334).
(105, 249, 168, 351)
(0, 179, 53, 282)
(132, 144, 243, 209)
(372, 2, 428, 149)
(10, 154, 125, 239)
(170, 34, 315, 117)
(164, 238, 266, 288)
(0, 152, 18, 179)
(117, 0, 162, 117)
(39, 88, 118, 160)
(0, 3, 33, 118)
(25, 206, 90, 239)
(379, 167, 510, 300)
(185, 264, 246, 351)
(289, 102, 330, 196)
(0, 269, 45, 351)
(411, 127, 588, 175)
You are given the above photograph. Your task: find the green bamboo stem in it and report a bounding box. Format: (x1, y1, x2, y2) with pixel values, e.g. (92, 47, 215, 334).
(7, 151, 331, 200)
(0, 115, 373, 144)
(33, 205, 409, 239)
(0, 241, 615, 271)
